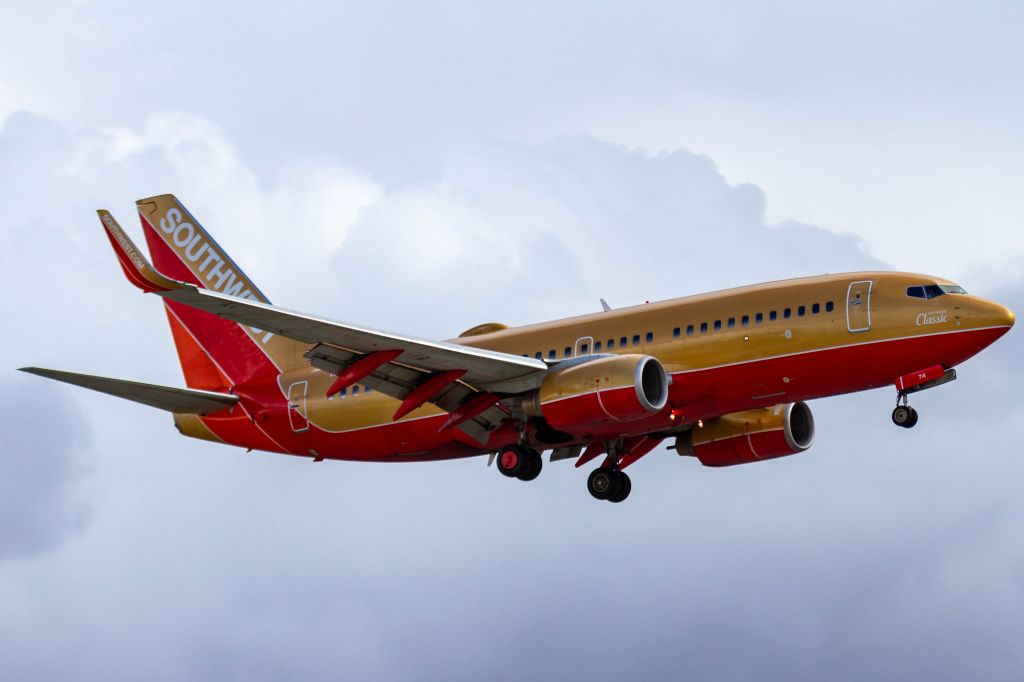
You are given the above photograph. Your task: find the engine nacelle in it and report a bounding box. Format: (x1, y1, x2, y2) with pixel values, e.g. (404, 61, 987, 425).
(520, 354, 669, 430)
(675, 402, 815, 467)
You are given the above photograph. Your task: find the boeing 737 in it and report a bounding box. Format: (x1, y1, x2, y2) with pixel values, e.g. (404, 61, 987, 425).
(22, 195, 1015, 502)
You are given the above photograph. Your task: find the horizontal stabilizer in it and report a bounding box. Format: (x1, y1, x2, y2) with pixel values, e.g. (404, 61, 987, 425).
(19, 367, 238, 415)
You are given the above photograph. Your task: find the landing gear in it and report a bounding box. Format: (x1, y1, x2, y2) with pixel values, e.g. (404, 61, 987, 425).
(496, 445, 543, 481)
(892, 394, 920, 429)
(587, 466, 631, 503)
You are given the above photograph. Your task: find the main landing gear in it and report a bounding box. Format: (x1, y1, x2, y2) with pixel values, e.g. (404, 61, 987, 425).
(587, 467, 631, 503)
(496, 444, 543, 481)
(891, 394, 919, 429)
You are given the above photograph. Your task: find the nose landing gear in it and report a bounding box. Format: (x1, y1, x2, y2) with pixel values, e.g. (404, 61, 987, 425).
(892, 394, 919, 428)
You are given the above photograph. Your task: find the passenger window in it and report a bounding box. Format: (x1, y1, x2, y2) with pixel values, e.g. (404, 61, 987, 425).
(714, 320, 722, 331)
(352, 385, 360, 395)
(580, 343, 588, 354)
(548, 349, 556, 359)
(826, 301, 834, 312)
(564, 346, 572, 357)
(534, 352, 542, 359)
(755, 313, 763, 323)
(620, 336, 628, 346)
(727, 318, 735, 328)
(646, 332, 654, 342)
(632, 334, 640, 346)
(700, 322, 708, 333)
(340, 387, 347, 397)
(770, 311, 777, 321)
(594, 341, 602, 352)
(783, 308, 792, 319)
(742, 315, 749, 326)
(673, 327, 681, 338)
(606, 339, 615, 349)
(812, 303, 820, 314)
(798, 306, 805, 317)
(686, 324, 694, 336)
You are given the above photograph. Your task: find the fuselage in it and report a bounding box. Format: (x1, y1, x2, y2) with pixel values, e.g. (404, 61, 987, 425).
(179, 272, 1014, 461)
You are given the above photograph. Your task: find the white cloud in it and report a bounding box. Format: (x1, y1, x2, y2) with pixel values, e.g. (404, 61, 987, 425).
(0, 100, 1020, 681)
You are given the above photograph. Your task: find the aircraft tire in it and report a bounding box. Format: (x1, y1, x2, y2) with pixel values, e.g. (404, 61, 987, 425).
(892, 405, 913, 428)
(587, 467, 615, 500)
(497, 445, 530, 478)
(517, 449, 543, 481)
(607, 471, 631, 503)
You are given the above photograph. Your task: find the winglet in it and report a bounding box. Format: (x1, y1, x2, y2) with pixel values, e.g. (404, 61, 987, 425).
(98, 210, 180, 294)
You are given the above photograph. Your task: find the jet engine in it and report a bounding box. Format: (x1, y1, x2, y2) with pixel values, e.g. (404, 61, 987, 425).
(518, 354, 669, 430)
(675, 402, 815, 467)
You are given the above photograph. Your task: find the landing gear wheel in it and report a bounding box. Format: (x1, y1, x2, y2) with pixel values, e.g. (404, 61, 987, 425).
(587, 467, 615, 500)
(892, 405, 915, 428)
(607, 471, 631, 503)
(517, 449, 543, 481)
(497, 445, 530, 478)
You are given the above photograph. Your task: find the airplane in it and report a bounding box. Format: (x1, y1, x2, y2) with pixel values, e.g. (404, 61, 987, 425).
(21, 194, 1015, 502)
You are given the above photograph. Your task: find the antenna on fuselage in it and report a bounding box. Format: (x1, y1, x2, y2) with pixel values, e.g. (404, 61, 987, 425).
(600, 298, 612, 312)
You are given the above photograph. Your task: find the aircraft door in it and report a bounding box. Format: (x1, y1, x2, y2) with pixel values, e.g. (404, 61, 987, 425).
(846, 280, 873, 333)
(287, 380, 310, 432)
(574, 336, 594, 356)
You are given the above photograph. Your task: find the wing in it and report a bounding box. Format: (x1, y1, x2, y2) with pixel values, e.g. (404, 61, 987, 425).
(19, 368, 238, 415)
(99, 208, 548, 443)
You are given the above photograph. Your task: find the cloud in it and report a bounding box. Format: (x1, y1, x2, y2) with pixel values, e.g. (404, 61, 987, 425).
(0, 374, 92, 559)
(0, 109, 1021, 681)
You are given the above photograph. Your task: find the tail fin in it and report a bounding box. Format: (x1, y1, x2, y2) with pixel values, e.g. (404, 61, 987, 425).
(128, 195, 308, 389)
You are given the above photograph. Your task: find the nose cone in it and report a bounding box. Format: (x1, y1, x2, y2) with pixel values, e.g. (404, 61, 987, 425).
(974, 299, 1015, 329)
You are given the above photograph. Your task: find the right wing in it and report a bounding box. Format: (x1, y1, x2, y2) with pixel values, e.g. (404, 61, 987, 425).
(19, 368, 238, 415)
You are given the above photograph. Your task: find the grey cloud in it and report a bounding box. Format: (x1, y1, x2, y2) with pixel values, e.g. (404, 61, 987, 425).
(0, 374, 92, 558)
(0, 110, 1021, 682)
(330, 136, 882, 338)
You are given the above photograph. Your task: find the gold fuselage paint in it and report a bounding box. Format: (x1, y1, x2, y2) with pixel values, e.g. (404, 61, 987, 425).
(281, 271, 1013, 434)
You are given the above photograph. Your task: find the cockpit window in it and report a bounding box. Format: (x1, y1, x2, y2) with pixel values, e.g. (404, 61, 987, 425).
(906, 283, 967, 300)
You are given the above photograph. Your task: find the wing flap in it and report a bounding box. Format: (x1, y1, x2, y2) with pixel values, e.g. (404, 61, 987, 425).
(19, 368, 238, 415)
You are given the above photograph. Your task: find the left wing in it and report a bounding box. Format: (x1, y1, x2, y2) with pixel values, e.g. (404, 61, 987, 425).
(100, 209, 548, 443)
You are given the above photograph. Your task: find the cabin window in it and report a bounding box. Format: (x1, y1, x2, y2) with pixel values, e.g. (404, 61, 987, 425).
(548, 349, 556, 359)
(700, 322, 708, 333)
(755, 313, 764, 324)
(783, 308, 792, 319)
(742, 315, 750, 326)
(580, 343, 589, 354)
(825, 301, 834, 312)
(673, 327, 681, 338)
(606, 339, 615, 349)
(339, 388, 347, 397)
(534, 351, 543, 359)
(714, 320, 722, 331)
(798, 305, 806, 317)
(620, 336, 628, 347)
(594, 341, 602, 352)
(632, 334, 641, 346)
(564, 346, 572, 357)
(812, 303, 820, 314)
(687, 324, 695, 336)
(727, 318, 735, 328)
(770, 310, 778, 321)
(646, 332, 654, 342)
(352, 385, 360, 396)
(365, 386, 372, 393)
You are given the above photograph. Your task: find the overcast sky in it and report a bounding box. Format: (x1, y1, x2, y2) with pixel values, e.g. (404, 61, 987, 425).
(1, 2, 1022, 680)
